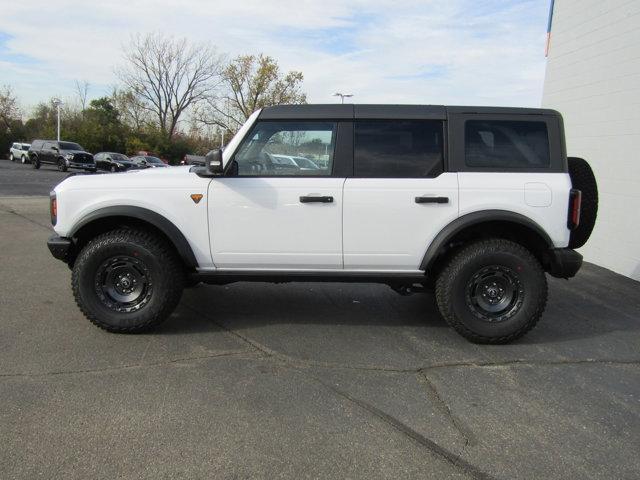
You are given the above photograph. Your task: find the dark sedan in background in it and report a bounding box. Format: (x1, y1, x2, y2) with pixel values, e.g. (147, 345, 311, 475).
(94, 152, 141, 172)
(129, 155, 169, 168)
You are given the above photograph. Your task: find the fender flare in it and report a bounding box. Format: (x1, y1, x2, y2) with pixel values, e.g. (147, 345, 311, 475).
(69, 206, 198, 268)
(420, 210, 554, 271)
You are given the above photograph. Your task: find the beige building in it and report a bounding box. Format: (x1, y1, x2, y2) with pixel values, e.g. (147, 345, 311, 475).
(542, 0, 640, 280)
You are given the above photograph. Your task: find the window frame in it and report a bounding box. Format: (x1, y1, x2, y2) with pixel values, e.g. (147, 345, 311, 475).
(448, 113, 566, 173)
(352, 119, 446, 179)
(226, 120, 346, 178)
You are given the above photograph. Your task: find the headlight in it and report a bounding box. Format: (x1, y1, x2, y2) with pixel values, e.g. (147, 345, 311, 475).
(65, 153, 74, 160)
(116, 163, 124, 168)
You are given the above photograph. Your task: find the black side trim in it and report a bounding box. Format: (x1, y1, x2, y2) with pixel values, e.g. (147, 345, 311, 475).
(193, 270, 426, 286)
(69, 206, 198, 268)
(420, 210, 554, 271)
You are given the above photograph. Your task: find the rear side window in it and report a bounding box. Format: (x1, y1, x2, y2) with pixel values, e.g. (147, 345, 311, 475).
(354, 120, 443, 177)
(465, 120, 550, 168)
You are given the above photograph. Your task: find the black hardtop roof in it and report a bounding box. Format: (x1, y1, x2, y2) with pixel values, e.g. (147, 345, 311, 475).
(259, 104, 560, 120)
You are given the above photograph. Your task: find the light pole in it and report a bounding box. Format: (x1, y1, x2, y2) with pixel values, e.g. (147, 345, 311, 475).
(333, 92, 353, 104)
(52, 98, 63, 141)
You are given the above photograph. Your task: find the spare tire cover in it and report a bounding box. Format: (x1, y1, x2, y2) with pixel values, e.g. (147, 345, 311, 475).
(568, 157, 598, 249)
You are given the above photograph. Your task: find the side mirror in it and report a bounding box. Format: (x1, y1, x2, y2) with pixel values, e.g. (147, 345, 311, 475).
(52, 146, 59, 152)
(205, 149, 224, 175)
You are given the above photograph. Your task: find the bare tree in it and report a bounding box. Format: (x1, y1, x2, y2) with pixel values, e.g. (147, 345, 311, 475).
(74, 80, 90, 112)
(198, 54, 306, 134)
(118, 33, 222, 140)
(111, 87, 151, 131)
(0, 85, 19, 132)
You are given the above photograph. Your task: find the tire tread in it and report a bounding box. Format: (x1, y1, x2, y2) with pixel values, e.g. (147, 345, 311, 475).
(435, 238, 547, 344)
(71, 228, 184, 333)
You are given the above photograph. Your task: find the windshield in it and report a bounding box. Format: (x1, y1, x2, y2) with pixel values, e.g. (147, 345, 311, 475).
(110, 153, 129, 161)
(22, 145, 30, 151)
(59, 142, 83, 151)
(145, 156, 164, 164)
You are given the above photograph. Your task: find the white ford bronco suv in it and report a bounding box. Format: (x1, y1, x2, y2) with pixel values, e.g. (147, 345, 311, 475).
(47, 105, 598, 343)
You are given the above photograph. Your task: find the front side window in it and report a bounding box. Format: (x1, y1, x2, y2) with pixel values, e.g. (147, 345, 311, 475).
(232, 121, 336, 176)
(354, 120, 444, 177)
(465, 120, 550, 168)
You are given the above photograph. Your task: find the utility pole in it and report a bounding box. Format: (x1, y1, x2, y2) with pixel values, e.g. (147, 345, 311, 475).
(333, 92, 353, 104)
(52, 98, 63, 141)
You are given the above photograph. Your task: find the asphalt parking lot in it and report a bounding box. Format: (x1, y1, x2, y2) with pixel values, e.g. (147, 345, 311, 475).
(0, 159, 69, 196)
(1, 161, 639, 479)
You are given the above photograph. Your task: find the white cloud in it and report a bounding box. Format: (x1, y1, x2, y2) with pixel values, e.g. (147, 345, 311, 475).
(0, 0, 550, 113)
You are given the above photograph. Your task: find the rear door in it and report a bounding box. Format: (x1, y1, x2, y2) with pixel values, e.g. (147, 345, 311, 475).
(208, 120, 350, 270)
(343, 119, 459, 270)
(41, 142, 56, 164)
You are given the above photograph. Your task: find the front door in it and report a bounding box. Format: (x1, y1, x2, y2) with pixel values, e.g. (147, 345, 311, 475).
(208, 120, 345, 270)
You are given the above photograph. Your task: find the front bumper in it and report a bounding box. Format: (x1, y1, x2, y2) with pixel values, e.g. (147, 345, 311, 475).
(68, 162, 96, 171)
(545, 248, 583, 279)
(47, 235, 72, 261)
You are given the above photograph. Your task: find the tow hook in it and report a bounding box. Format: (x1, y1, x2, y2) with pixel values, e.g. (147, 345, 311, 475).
(389, 283, 427, 296)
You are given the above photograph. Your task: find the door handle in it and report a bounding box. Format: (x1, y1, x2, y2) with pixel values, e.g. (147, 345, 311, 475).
(415, 196, 449, 204)
(300, 195, 334, 203)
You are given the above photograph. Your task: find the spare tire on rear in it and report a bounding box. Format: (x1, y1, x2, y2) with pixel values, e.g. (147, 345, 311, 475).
(568, 157, 598, 249)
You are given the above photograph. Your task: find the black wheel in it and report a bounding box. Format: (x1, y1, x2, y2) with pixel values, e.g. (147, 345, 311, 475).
(9, 153, 14, 162)
(72, 229, 185, 333)
(57, 159, 68, 172)
(568, 157, 598, 249)
(435, 239, 547, 344)
(21, 155, 27, 164)
(32, 158, 40, 169)
(110, 164, 117, 172)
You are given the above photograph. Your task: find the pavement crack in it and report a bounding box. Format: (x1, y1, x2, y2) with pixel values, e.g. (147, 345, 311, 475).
(176, 306, 640, 376)
(0, 350, 255, 378)
(306, 372, 496, 480)
(0, 206, 52, 231)
(418, 369, 477, 448)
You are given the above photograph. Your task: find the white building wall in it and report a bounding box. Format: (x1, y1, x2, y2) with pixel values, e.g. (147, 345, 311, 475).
(542, 0, 640, 280)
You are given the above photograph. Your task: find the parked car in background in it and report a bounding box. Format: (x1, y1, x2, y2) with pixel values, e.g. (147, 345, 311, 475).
(94, 152, 140, 172)
(181, 154, 206, 166)
(129, 155, 168, 168)
(9, 143, 31, 163)
(287, 155, 321, 170)
(29, 140, 96, 172)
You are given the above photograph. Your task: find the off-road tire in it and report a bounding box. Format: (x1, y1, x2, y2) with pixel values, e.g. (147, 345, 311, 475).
(435, 239, 547, 344)
(568, 157, 598, 249)
(72, 229, 185, 333)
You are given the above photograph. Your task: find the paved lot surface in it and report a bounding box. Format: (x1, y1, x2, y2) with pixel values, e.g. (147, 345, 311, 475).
(0, 195, 639, 480)
(0, 159, 76, 196)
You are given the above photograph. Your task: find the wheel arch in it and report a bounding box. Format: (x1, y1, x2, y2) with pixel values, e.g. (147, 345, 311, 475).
(421, 210, 554, 275)
(69, 206, 198, 269)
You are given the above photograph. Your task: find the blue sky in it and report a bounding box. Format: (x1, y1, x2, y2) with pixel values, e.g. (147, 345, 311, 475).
(0, 0, 551, 117)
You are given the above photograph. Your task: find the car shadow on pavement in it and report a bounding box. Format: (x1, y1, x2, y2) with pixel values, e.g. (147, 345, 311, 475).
(155, 263, 640, 349)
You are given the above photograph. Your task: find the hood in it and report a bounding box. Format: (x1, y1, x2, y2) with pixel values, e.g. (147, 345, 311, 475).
(62, 149, 92, 156)
(56, 165, 193, 192)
